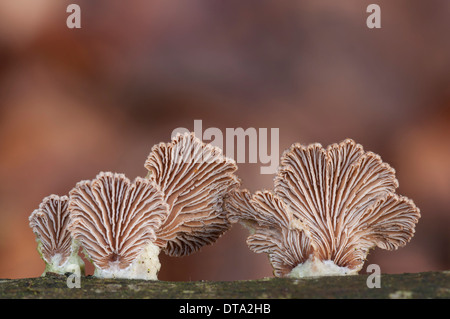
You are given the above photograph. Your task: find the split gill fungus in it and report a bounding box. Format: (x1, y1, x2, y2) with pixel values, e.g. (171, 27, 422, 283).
(29, 195, 85, 276)
(29, 135, 420, 280)
(144, 132, 240, 257)
(68, 172, 168, 280)
(30, 132, 240, 280)
(226, 139, 420, 278)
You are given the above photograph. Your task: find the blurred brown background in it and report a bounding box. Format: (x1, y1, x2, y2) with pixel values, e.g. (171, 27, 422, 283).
(0, 0, 449, 281)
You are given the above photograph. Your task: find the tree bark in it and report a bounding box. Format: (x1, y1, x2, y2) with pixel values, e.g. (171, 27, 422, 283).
(1, 271, 448, 299)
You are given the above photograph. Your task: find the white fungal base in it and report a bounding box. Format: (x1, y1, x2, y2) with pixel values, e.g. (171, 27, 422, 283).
(94, 243, 161, 280)
(40, 241, 85, 276)
(288, 258, 358, 278)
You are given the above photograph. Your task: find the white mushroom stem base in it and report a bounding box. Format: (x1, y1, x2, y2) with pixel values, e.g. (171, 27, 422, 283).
(288, 258, 359, 278)
(43, 253, 85, 276)
(93, 243, 161, 280)
(40, 242, 85, 276)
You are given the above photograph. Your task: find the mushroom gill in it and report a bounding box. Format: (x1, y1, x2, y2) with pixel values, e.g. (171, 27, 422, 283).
(227, 189, 313, 277)
(29, 195, 85, 276)
(68, 172, 169, 279)
(145, 132, 241, 257)
(227, 139, 420, 278)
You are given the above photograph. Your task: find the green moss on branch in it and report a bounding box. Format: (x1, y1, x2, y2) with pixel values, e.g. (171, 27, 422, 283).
(0, 271, 448, 299)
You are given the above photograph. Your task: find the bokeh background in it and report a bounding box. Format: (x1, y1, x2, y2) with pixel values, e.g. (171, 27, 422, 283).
(0, 0, 449, 281)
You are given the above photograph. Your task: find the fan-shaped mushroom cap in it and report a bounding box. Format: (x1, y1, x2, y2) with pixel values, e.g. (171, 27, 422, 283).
(227, 189, 313, 277)
(68, 172, 169, 280)
(145, 132, 240, 257)
(29, 195, 84, 276)
(227, 139, 420, 278)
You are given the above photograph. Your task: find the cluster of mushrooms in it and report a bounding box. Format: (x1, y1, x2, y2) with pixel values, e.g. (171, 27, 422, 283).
(29, 133, 420, 280)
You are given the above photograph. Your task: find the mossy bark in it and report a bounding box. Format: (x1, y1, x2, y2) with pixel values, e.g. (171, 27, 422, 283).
(0, 271, 449, 299)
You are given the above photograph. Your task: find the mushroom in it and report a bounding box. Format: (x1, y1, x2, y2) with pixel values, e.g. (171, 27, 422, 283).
(29, 195, 85, 276)
(226, 139, 420, 278)
(144, 132, 240, 257)
(227, 189, 314, 277)
(68, 172, 169, 280)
